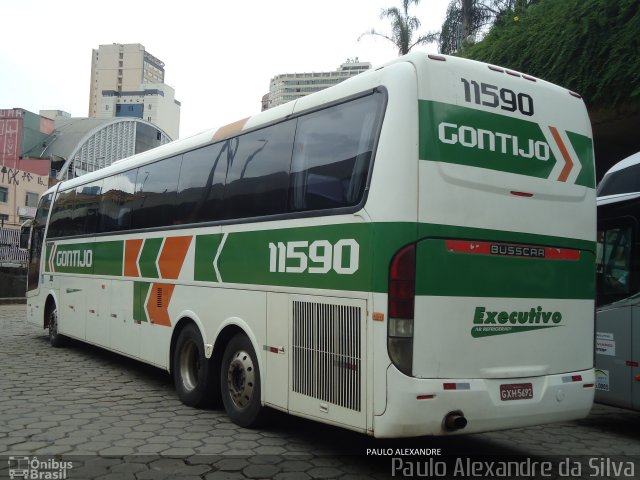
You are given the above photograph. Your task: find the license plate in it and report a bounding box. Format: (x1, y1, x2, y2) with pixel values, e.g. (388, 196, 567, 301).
(500, 383, 533, 401)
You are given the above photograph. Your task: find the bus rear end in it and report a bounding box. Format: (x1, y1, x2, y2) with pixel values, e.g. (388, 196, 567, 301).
(377, 54, 596, 437)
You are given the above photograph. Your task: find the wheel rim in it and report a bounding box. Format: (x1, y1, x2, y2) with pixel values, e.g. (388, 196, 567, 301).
(178, 340, 200, 392)
(49, 309, 58, 339)
(227, 349, 255, 410)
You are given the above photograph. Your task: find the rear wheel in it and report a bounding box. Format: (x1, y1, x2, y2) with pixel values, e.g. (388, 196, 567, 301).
(173, 323, 218, 408)
(221, 333, 265, 428)
(48, 305, 65, 348)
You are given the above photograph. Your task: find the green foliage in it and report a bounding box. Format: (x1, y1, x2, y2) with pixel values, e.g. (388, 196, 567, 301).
(460, 0, 640, 109)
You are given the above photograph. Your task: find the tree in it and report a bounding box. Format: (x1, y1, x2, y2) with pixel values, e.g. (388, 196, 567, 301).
(460, 0, 640, 109)
(359, 0, 438, 55)
(439, 0, 536, 54)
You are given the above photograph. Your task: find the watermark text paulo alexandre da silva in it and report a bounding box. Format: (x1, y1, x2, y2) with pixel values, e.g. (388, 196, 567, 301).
(366, 450, 636, 478)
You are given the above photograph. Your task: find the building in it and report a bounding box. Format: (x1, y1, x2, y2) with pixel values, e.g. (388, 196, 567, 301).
(266, 58, 371, 109)
(0, 108, 52, 265)
(88, 43, 181, 139)
(0, 109, 53, 230)
(40, 115, 172, 180)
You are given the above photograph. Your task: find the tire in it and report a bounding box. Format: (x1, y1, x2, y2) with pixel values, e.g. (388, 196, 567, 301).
(173, 323, 218, 408)
(48, 305, 65, 348)
(220, 333, 266, 428)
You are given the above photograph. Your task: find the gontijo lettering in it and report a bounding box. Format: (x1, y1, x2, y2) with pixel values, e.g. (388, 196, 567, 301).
(438, 122, 550, 161)
(56, 249, 93, 268)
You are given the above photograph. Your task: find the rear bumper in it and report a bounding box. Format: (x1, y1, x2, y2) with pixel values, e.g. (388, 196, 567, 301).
(373, 365, 594, 438)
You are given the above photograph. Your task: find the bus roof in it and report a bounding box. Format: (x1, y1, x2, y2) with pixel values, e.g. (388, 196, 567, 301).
(602, 151, 640, 176)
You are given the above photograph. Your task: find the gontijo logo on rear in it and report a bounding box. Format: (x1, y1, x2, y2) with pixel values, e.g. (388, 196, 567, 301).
(419, 77, 595, 189)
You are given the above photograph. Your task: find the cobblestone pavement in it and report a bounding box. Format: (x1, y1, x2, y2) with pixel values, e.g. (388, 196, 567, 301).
(1, 303, 639, 479)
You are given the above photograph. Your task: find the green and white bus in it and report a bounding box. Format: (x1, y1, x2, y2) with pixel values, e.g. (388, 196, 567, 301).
(22, 53, 596, 437)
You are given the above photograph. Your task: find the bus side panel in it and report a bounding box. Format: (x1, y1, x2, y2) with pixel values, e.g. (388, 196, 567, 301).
(595, 305, 633, 408)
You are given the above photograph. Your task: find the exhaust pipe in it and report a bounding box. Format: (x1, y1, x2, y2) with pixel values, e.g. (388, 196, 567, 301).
(443, 411, 467, 431)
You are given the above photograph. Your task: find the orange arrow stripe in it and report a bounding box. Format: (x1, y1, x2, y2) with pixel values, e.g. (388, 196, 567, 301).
(158, 236, 192, 280)
(124, 239, 143, 277)
(549, 126, 574, 182)
(146, 283, 174, 327)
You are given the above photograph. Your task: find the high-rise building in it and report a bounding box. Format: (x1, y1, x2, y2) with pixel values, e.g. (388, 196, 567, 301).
(88, 43, 181, 139)
(266, 58, 371, 110)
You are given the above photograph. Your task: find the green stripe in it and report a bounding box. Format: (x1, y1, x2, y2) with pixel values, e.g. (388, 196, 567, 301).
(138, 238, 162, 278)
(44, 222, 595, 301)
(192, 222, 593, 298)
(416, 238, 594, 299)
(417, 223, 595, 253)
(419, 100, 595, 188)
(50, 242, 94, 274)
(567, 131, 596, 189)
(93, 241, 123, 276)
(195, 224, 376, 292)
(194, 234, 223, 282)
(133, 281, 151, 323)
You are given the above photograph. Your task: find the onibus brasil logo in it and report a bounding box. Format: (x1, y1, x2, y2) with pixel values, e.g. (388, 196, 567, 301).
(472, 306, 562, 338)
(8, 456, 72, 479)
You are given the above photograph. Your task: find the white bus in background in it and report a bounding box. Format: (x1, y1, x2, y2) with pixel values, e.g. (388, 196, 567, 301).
(22, 52, 596, 437)
(595, 151, 640, 410)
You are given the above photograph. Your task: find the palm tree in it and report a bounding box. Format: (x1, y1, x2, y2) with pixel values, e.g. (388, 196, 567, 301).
(359, 0, 439, 55)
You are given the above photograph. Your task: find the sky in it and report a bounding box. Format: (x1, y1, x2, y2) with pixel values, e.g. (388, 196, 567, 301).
(0, 0, 451, 139)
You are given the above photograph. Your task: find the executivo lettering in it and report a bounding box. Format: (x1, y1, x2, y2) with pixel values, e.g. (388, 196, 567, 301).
(471, 306, 562, 338)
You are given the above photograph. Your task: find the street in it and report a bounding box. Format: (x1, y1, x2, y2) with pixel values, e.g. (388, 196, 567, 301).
(1, 303, 639, 479)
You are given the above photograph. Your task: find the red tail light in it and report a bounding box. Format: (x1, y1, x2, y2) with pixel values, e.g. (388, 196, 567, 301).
(389, 244, 416, 319)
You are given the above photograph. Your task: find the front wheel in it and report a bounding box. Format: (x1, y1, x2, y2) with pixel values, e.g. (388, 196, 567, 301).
(221, 334, 266, 428)
(48, 305, 65, 348)
(173, 323, 218, 408)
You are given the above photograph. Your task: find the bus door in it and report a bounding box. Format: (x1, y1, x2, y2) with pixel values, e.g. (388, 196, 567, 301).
(25, 193, 53, 297)
(595, 218, 637, 408)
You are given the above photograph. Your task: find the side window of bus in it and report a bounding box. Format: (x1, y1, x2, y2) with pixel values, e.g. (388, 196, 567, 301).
(98, 169, 138, 233)
(289, 92, 384, 212)
(222, 119, 296, 219)
(48, 189, 77, 238)
(176, 143, 228, 223)
(596, 224, 634, 304)
(131, 156, 182, 229)
(73, 180, 102, 235)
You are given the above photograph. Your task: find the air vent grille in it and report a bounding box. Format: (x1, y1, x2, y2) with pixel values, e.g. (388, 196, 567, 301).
(292, 301, 361, 411)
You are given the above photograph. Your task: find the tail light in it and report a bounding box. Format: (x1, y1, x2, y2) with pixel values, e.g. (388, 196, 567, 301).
(388, 244, 416, 376)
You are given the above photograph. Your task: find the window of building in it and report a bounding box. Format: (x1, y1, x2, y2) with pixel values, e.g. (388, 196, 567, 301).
(0, 214, 8, 223)
(25, 192, 39, 208)
(0, 186, 7, 203)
